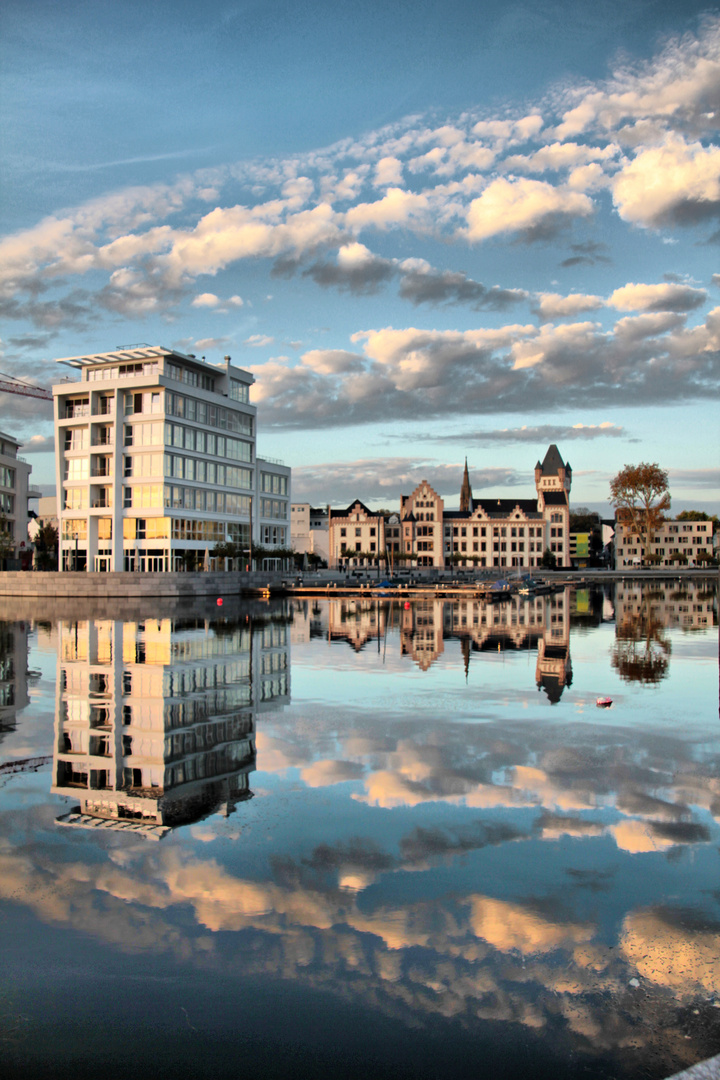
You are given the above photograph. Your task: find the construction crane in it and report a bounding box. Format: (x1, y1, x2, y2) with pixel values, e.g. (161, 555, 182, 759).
(0, 371, 53, 402)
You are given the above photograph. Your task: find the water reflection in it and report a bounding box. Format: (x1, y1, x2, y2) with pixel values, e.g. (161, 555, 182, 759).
(52, 613, 290, 837)
(1, 581, 718, 1079)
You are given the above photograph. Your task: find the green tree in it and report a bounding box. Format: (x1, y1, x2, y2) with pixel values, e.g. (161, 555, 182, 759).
(0, 516, 14, 567)
(677, 510, 720, 534)
(540, 547, 557, 569)
(610, 463, 671, 565)
(34, 522, 58, 571)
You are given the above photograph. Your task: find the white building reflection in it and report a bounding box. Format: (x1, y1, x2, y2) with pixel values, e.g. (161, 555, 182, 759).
(52, 613, 290, 837)
(0, 620, 31, 734)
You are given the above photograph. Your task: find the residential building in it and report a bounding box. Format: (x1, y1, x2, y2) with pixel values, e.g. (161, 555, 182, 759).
(0, 430, 40, 566)
(290, 503, 329, 564)
(52, 347, 290, 572)
(614, 518, 713, 568)
(328, 499, 386, 569)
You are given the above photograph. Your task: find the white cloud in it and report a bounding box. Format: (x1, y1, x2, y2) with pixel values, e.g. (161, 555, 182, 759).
(608, 281, 706, 312)
(192, 292, 220, 307)
(613, 135, 720, 228)
(374, 156, 404, 187)
(345, 187, 430, 231)
(244, 334, 274, 347)
(465, 178, 593, 241)
(534, 292, 604, 319)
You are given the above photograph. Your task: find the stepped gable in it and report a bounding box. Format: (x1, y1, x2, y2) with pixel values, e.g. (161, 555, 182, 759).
(329, 498, 375, 519)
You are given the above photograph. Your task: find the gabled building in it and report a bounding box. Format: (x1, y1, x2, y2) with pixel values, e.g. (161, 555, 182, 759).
(326, 445, 572, 572)
(328, 499, 385, 569)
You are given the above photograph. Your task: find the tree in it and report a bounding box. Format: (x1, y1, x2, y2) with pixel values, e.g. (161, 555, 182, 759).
(34, 522, 58, 571)
(610, 463, 670, 565)
(612, 602, 671, 685)
(677, 510, 720, 534)
(540, 547, 556, 569)
(0, 516, 14, 568)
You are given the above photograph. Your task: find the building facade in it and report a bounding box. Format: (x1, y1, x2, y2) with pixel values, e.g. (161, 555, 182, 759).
(290, 503, 329, 564)
(0, 430, 40, 565)
(328, 499, 386, 569)
(52, 347, 290, 572)
(326, 445, 572, 572)
(613, 519, 713, 568)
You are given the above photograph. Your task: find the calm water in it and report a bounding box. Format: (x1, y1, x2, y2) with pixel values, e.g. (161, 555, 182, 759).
(0, 581, 718, 1080)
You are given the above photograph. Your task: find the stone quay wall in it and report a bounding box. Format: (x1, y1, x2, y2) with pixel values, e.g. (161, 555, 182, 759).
(0, 570, 286, 601)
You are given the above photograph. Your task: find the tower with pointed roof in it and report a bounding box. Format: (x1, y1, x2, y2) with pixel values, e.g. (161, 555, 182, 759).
(459, 458, 473, 513)
(535, 444, 571, 567)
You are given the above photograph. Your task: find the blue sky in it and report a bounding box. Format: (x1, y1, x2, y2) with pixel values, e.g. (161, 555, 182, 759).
(1, 0, 719, 512)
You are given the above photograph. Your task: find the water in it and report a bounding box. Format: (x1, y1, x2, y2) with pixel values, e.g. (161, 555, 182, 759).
(0, 581, 718, 1080)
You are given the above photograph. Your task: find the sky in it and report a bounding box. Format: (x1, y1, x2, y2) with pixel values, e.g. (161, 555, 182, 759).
(1, 0, 719, 513)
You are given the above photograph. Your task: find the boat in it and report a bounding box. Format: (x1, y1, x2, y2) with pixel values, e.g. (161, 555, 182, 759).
(596, 697, 613, 708)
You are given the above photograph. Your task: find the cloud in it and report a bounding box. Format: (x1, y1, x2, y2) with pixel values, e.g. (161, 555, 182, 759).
(668, 467, 720, 489)
(250, 307, 720, 429)
(373, 156, 404, 187)
(244, 334, 274, 347)
(533, 292, 604, 319)
(502, 141, 619, 175)
(427, 423, 625, 445)
(290, 457, 522, 505)
(345, 187, 430, 231)
(559, 241, 611, 268)
(19, 434, 55, 454)
(300, 759, 365, 787)
(613, 136, 720, 228)
(398, 259, 527, 310)
(552, 19, 720, 142)
(465, 178, 593, 242)
(608, 281, 706, 312)
(192, 292, 220, 307)
(303, 243, 395, 294)
(301, 247, 527, 311)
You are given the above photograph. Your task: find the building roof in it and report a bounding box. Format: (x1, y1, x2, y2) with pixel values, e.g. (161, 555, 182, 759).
(55, 345, 181, 369)
(538, 444, 571, 476)
(329, 498, 376, 519)
(543, 491, 569, 506)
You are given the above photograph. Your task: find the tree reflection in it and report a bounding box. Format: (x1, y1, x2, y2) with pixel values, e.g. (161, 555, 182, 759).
(612, 603, 672, 684)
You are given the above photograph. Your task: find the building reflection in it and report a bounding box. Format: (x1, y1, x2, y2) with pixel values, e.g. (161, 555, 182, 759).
(291, 591, 572, 701)
(52, 613, 290, 838)
(0, 620, 31, 737)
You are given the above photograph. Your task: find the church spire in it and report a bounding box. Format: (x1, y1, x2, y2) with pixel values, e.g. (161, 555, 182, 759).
(460, 457, 473, 513)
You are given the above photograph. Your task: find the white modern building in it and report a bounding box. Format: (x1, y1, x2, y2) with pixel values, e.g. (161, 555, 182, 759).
(0, 430, 40, 566)
(52, 346, 290, 572)
(290, 503, 329, 564)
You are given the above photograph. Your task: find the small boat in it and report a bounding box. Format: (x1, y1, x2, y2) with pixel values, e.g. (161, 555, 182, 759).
(596, 697, 613, 708)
